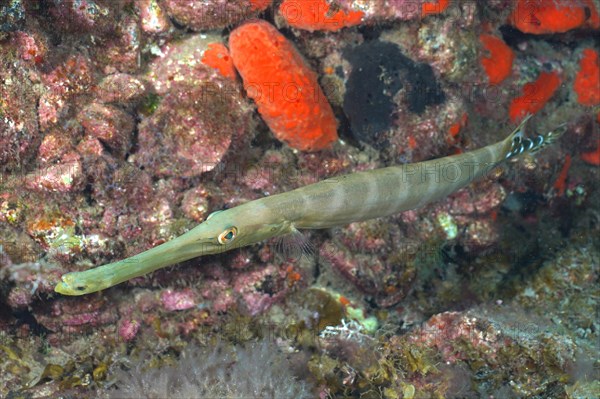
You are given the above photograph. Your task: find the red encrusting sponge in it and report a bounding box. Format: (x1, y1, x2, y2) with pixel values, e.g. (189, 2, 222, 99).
(479, 34, 514, 85)
(422, 0, 450, 18)
(573, 48, 600, 106)
(229, 20, 338, 151)
(509, 0, 590, 34)
(248, 0, 273, 10)
(581, 142, 600, 166)
(509, 71, 561, 123)
(279, 0, 364, 31)
(201, 43, 237, 80)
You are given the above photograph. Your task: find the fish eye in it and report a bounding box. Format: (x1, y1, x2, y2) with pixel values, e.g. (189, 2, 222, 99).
(217, 227, 237, 245)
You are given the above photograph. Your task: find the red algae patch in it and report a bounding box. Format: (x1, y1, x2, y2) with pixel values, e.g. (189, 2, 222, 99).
(574, 49, 600, 106)
(229, 20, 338, 151)
(479, 34, 514, 85)
(509, 0, 589, 34)
(279, 0, 364, 31)
(509, 71, 561, 123)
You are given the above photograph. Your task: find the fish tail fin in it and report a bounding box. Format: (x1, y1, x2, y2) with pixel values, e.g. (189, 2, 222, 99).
(504, 114, 567, 160)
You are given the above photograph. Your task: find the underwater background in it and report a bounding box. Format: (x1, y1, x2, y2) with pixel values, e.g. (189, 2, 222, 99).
(0, 0, 598, 397)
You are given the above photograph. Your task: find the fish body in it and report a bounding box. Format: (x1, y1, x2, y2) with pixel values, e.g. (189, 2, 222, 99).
(55, 116, 565, 295)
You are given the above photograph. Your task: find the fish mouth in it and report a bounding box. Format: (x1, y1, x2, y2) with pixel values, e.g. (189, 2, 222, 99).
(54, 272, 98, 296)
(54, 279, 72, 295)
(52, 217, 244, 296)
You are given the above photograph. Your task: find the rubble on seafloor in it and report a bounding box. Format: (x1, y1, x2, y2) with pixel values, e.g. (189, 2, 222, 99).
(0, 0, 599, 397)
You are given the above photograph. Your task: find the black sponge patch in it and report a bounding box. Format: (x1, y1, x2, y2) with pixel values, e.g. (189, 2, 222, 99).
(343, 40, 445, 144)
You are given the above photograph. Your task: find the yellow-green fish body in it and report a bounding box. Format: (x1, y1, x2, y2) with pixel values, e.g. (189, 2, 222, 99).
(55, 116, 565, 295)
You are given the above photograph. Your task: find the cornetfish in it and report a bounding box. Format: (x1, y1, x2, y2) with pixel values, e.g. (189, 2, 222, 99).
(55, 115, 565, 295)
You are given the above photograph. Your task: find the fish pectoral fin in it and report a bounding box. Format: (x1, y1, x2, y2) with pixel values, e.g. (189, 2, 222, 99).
(272, 227, 314, 261)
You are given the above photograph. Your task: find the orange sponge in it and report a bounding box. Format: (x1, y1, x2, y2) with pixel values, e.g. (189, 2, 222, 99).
(422, 0, 450, 18)
(509, 71, 561, 123)
(201, 43, 237, 80)
(279, 0, 363, 31)
(479, 34, 514, 85)
(509, 0, 588, 34)
(229, 20, 338, 151)
(574, 49, 600, 106)
(249, 0, 272, 10)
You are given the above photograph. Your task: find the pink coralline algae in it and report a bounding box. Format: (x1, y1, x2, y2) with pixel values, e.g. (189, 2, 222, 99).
(319, 219, 417, 307)
(37, 132, 72, 164)
(202, 278, 236, 313)
(146, 34, 224, 95)
(447, 182, 506, 216)
(134, 77, 248, 177)
(0, 55, 40, 171)
(34, 295, 117, 336)
(233, 264, 291, 316)
(162, 0, 272, 31)
(47, 0, 116, 34)
(118, 318, 141, 342)
(39, 54, 94, 130)
(95, 73, 149, 104)
(99, 15, 142, 73)
(136, 35, 251, 177)
(136, 0, 171, 35)
(24, 151, 83, 193)
(335, 0, 444, 23)
(240, 149, 301, 193)
(77, 102, 135, 158)
(403, 306, 582, 396)
(409, 312, 492, 364)
(11, 30, 47, 64)
(180, 186, 211, 222)
(3, 260, 63, 310)
(160, 288, 197, 311)
(426, 182, 506, 253)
